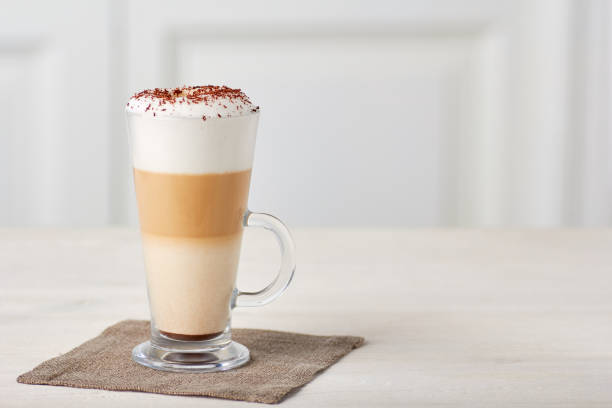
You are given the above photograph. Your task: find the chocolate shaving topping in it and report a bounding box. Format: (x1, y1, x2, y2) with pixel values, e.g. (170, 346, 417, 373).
(129, 85, 258, 119)
(131, 85, 252, 107)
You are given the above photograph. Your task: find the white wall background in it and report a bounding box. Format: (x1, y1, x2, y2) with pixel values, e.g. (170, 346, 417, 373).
(0, 0, 610, 227)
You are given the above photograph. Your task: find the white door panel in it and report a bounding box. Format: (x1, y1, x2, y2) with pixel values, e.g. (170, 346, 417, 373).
(123, 0, 609, 226)
(0, 0, 111, 225)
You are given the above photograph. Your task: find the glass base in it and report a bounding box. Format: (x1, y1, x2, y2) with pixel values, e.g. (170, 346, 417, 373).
(132, 340, 250, 373)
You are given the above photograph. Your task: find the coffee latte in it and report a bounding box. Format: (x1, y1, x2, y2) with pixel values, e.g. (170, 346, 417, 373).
(127, 86, 259, 340)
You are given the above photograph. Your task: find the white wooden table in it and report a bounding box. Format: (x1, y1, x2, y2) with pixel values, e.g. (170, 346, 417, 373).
(2, 229, 612, 407)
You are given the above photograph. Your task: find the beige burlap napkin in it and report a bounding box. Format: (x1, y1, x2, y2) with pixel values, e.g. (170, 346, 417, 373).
(17, 320, 364, 404)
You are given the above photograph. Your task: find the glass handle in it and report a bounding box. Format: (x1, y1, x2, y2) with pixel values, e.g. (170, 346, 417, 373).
(235, 210, 296, 307)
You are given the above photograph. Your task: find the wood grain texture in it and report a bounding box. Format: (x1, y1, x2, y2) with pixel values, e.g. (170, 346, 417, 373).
(2, 228, 612, 407)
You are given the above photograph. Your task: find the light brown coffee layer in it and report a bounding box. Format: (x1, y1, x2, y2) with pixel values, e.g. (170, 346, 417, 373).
(134, 168, 251, 238)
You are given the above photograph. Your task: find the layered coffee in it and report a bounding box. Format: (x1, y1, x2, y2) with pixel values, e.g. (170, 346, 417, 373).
(127, 86, 259, 340)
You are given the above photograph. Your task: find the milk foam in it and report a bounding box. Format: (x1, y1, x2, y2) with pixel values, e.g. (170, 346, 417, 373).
(129, 113, 259, 174)
(125, 86, 258, 119)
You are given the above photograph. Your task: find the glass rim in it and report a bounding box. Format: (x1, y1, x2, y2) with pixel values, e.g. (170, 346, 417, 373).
(125, 108, 260, 121)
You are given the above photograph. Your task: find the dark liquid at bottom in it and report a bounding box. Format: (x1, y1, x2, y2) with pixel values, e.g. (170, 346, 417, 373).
(160, 330, 224, 341)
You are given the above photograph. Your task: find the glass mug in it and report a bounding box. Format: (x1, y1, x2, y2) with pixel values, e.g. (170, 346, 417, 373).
(127, 108, 296, 372)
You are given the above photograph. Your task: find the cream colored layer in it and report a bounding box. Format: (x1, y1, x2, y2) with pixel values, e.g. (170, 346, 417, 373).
(142, 233, 243, 336)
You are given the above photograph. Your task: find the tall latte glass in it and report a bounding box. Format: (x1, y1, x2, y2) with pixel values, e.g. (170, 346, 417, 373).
(126, 86, 296, 372)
